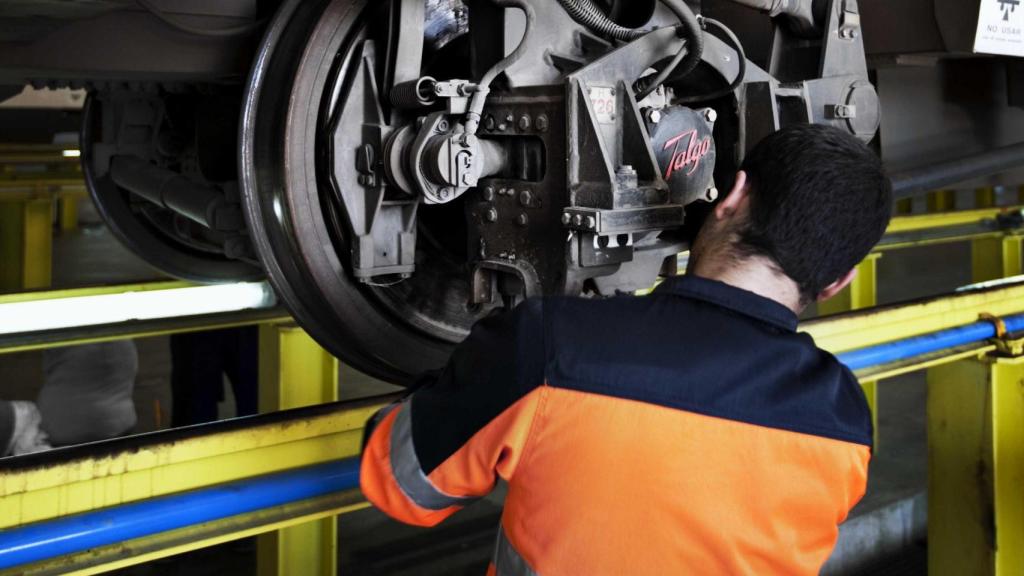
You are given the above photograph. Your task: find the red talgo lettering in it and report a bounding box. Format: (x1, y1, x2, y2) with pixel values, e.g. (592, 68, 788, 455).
(663, 129, 712, 180)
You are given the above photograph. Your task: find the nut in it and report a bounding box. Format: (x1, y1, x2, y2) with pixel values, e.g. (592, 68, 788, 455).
(518, 189, 532, 207)
(536, 115, 549, 132)
(561, 213, 572, 225)
(484, 115, 496, 131)
(704, 108, 718, 123)
(585, 216, 597, 230)
(706, 187, 719, 202)
(518, 115, 531, 131)
(482, 186, 495, 201)
(516, 213, 529, 226)
(648, 109, 662, 124)
(485, 207, 498, 223)
(572, 214, 583, 227)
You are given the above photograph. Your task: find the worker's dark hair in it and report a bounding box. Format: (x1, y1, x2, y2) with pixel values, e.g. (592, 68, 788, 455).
(738, 123, 892, 303)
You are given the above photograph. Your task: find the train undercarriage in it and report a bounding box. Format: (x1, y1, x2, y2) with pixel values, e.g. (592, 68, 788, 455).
(2, 0, 1020, 383)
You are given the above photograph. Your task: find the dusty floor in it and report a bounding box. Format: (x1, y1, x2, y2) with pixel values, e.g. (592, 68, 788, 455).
(2, 186, 1019, 575)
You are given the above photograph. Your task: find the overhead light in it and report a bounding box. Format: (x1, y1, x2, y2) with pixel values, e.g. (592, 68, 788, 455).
(61, 149, 81, 158)
(0, 282, 277, 336)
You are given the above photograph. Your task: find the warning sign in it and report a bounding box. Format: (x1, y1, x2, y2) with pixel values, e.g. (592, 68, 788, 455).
(975, 0, 1024, 56)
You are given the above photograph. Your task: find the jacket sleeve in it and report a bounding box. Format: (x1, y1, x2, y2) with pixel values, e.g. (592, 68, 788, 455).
(360, 299, 548, 527)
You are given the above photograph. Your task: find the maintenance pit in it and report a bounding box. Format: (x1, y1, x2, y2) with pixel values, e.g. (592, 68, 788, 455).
(2, 1, 1024, 575)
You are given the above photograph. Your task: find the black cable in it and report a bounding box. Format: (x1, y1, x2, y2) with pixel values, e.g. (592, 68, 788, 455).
(555, 0, 646, 41)
(135, 0, 265, 38)
(464, 0, 536, 137)
(555, 0, 703, 96)
(634, 39, 689, 101)
(674, 17, 746, 104)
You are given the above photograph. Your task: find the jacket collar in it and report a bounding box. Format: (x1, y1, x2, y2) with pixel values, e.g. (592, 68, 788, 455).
(654, 275, 799, 332)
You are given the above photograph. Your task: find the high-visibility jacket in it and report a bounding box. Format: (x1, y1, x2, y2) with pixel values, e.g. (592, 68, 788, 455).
(361, 275, 872, 575)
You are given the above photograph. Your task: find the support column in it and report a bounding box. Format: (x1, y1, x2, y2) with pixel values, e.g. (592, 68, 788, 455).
(928, 351, 1024, 575)
(817, 253, 880, 446)
(973, 235, 1023, 283)
(258, 324, 340, 576)
(0, 198, 53, 291)
(58, 195, 78, 233)
(927, 189, 956, 213)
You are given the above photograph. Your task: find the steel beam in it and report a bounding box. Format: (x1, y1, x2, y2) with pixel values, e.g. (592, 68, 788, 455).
(803, 281, 1024, 354)
(928, 351, 1024, 575)
(0, 395, 392, 574)
(258, 324, 342, 576)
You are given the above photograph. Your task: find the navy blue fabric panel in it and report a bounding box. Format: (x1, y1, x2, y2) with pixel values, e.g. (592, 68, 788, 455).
(543, 276, 873, 447)
(410, 300, 547, 475)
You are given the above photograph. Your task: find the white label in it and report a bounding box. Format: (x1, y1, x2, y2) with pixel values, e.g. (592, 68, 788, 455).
(588, 86, 617, 124)
(975, 0, 1024, 56)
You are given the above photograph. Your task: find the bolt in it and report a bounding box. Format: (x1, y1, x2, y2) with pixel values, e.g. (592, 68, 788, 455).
(610, 88, 617, 96)
(505, 113, 514, 123)
(518, 114, 532, 131)
(516, 213, 529, 226)
(440, 187, 453, 200)
(484, 115, 496, 131)
(706, 187, 719, 202)
(840, 27, 859, 39)
(536, 115, 549, 132)
(482, 186, 495, 201)
(572, 214, 583, 227)
(704, 108, 718, 123)
(561, 213, 572, 226)
(648, 109, 663, 124)
(585, 216, 597, 230)
(485, 207, 498, 222)
(437, 119, 450, 132)
(518, 189, 532, 207)
(498, 122, 508, 131)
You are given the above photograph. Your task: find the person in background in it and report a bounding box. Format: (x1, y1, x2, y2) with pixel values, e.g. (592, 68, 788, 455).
(0, 340, 138, 457)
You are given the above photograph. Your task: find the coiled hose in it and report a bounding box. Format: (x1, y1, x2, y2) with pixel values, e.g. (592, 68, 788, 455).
(555, 0, 704, 99)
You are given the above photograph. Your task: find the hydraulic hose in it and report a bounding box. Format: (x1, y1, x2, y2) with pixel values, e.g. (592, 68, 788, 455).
(555, 0, 647, 41)
(555, 0, 704, 97)
(464, 0, 536, 138)
(673, 17, 746, 104)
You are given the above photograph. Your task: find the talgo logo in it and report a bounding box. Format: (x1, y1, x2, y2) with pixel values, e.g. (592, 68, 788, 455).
(662, 129, 712, 180)
(999, 0, 1020, 21)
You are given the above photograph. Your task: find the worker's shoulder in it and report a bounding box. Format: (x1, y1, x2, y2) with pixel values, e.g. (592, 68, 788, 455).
(528, 293, 873, 448)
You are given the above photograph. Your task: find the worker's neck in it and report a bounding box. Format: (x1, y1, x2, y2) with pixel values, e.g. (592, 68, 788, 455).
(689, 254, 804, 315)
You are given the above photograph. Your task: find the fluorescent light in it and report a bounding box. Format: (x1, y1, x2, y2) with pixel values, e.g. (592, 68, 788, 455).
(0, 282, 276, 336)
(62, 149, 81, 158)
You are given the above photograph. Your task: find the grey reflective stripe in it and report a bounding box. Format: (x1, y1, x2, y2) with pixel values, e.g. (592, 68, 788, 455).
(390, 402, 478, 510)
(494, 525, 539, 576)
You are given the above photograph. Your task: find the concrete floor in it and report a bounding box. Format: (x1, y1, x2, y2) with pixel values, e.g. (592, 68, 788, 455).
(3, 187, 1018, 574)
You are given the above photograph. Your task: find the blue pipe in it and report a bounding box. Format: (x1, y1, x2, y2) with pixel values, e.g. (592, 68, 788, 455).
(0, 458, 360, 570)
(837, 313, 1024, 371)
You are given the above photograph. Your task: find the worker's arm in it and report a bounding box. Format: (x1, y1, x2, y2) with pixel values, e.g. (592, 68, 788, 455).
(360, 299, 547, 527)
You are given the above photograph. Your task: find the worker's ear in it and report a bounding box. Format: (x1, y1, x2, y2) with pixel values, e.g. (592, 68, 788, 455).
(714, 171, 749, 221)
(817, 268, 858, 302)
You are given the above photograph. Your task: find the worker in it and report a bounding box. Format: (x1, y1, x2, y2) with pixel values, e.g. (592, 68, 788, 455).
(1, 341, 138, 456)
(360, 123, 892, 575)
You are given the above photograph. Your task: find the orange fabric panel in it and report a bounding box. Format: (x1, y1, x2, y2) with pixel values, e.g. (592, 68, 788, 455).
(503, 386, 870, 576)
(426, 389, 546, 497)
(360, 405, 459, 527)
